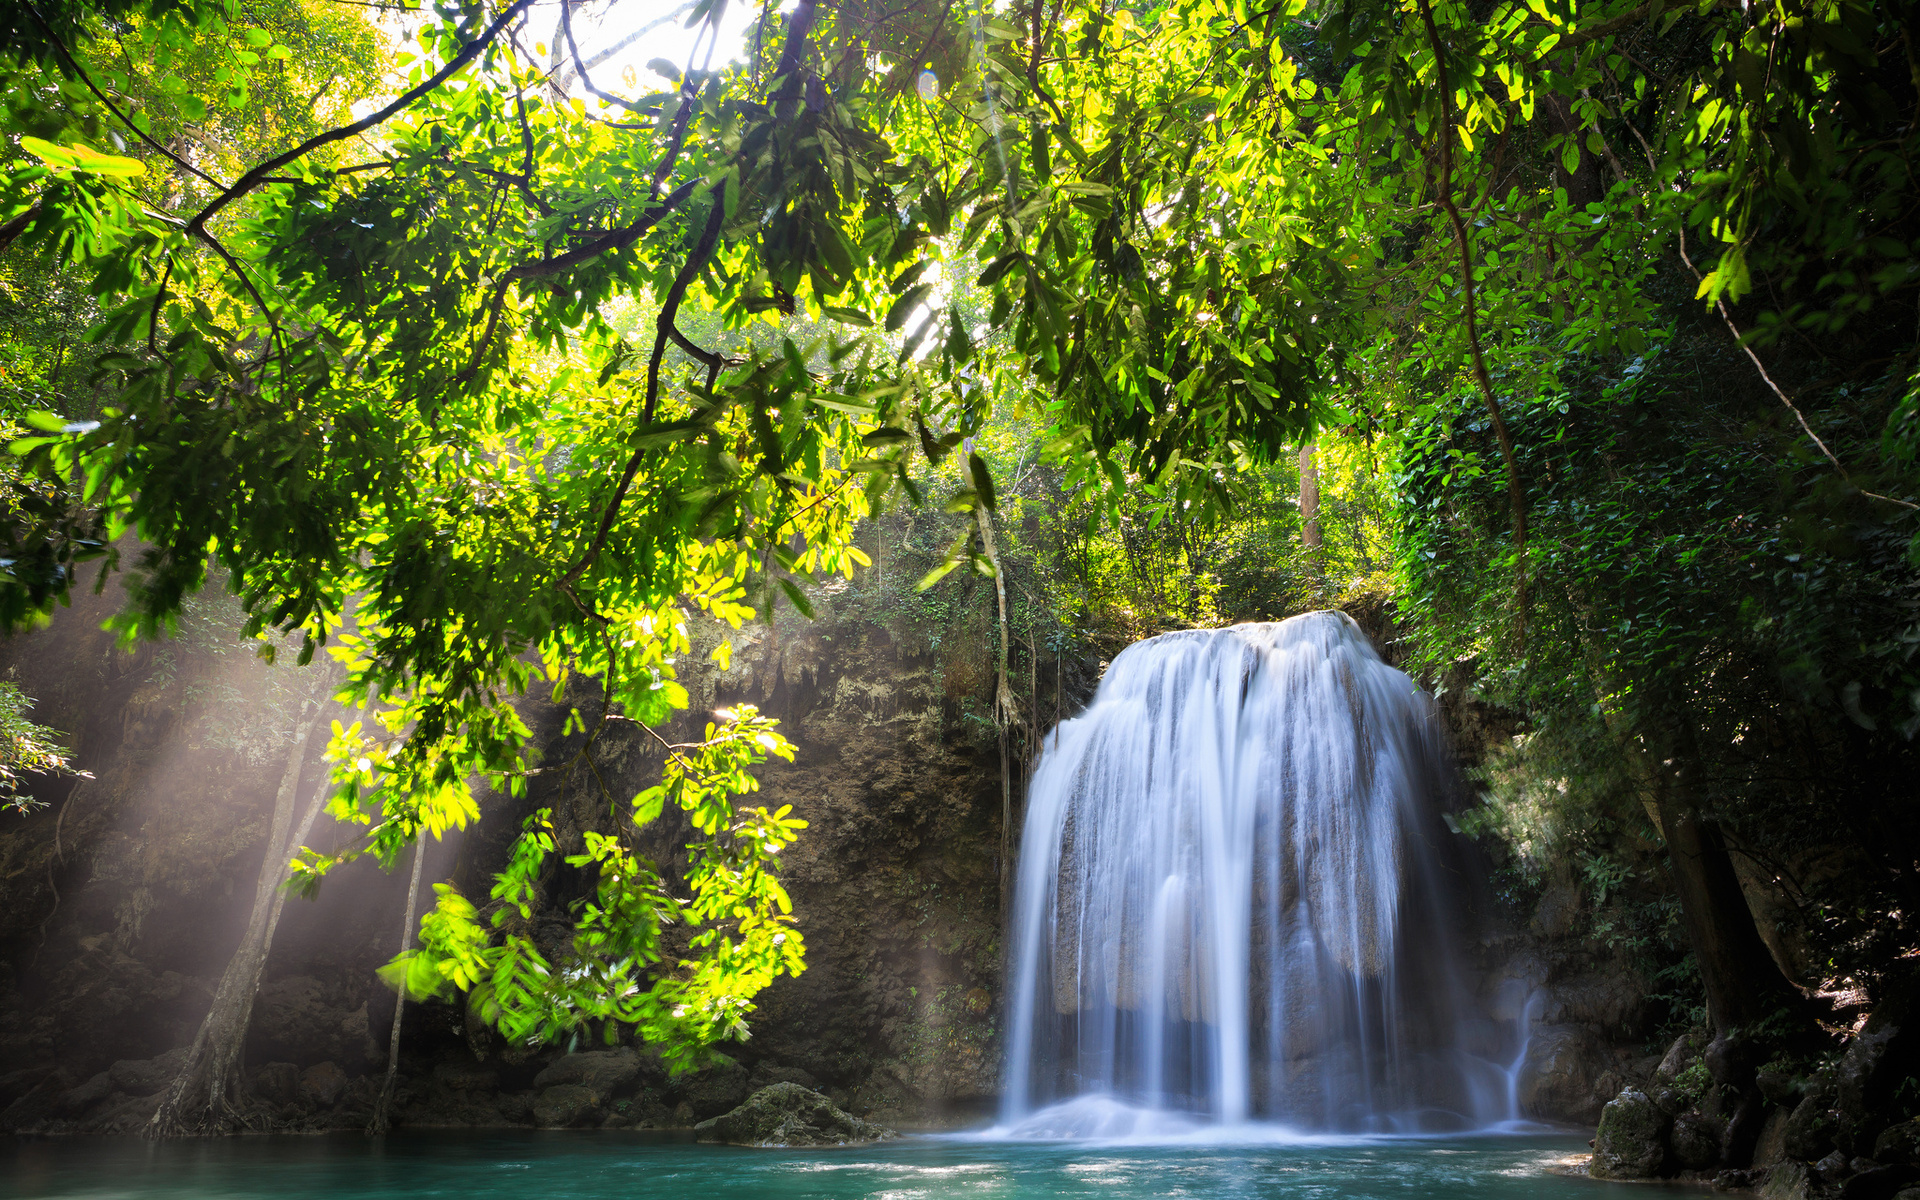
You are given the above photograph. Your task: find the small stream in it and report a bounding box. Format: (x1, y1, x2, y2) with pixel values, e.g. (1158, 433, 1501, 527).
(2, 1128, 1664, 1199)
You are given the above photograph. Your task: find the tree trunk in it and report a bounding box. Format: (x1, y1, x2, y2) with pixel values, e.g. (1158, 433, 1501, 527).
(1656, 793, 1804, 1036)
(148, 689, 329, 1137)
(978, 507, 1018, 911)
(369, 838, 426, 1133)
(1299, 441, 1322, 551)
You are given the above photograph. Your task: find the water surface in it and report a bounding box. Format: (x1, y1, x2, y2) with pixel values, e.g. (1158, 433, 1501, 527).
(3, 1128, 1668, 1198)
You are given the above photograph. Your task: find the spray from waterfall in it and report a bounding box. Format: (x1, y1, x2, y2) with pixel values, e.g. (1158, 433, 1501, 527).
(1001, 613, 1518, 1134)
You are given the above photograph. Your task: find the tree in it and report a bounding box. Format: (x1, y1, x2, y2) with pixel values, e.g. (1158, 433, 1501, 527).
(8, 0, 1918, 1142)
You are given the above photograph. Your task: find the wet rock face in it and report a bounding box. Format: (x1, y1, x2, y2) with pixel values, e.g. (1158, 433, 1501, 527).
(694, 1082, 898, 1147)
(1787, 1086, 1844, 1161)
(108, 1047, 188, 1096)
(1671, 1110, 1725, 1171)
(299, 1061, 349, 1108)
(532, 1084, 603, 1128)
(1589, 1088, 1672, 1179)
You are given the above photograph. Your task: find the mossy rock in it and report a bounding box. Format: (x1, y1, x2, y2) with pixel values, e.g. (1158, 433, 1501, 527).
(694, 1082, 899, 1148)
(1589, 1088, 1672, 1180)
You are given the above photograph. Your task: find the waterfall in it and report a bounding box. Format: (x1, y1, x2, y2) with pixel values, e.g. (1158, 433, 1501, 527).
(1001, 613, 1509, 1133)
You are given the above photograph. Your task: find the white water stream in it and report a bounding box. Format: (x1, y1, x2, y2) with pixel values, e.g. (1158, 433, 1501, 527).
(1001, 614, 1526, 1135)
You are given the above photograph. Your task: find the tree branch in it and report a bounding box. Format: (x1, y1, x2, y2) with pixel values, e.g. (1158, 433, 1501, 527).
(22, 1, 220, 188)
(556, 198, 726, 592)
(186, 0, 538, 239)
(1417, 0, 1531, 648)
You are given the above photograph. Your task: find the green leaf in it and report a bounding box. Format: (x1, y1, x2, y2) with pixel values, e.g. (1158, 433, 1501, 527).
(915, 558, 963, 591)
(776, 577, 816, 618)
(969, 453, 997, 511)
(886, 284, 933, 332)
(18, 136, 146, 178)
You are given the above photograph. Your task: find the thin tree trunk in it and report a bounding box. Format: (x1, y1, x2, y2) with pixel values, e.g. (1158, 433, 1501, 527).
(1299, 441, 1322, 551)
(148, 689, 328, 1137)
(369, 839, 426, 1133)
(978, 508, 1017, 910)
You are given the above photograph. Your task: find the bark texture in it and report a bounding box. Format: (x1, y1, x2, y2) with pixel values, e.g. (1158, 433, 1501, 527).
(147, 690, 327, 1136)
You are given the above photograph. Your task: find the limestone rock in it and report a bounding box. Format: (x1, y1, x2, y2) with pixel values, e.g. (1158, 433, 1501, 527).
(87, 1091, 162, 1134)
(433, 1060, 498, 1093)
(1839, 973, 1920, 1135)
(0, 1070, 71, 1131)
(1672, 1110, 1724, 1171)
(680, 1060, 751, 1119)
(1755, 1107, 1793, 1167)
(694, 1082, 898, 1148)
(1517, 1024, 1607, 1122)
(1842, 1166, 1920, 1200)
(252, 977, 375, 1070)
(252, 1062, 300, 1107)
(1529, 877, 1583, 938)
(1656, 1031, 1702, 1082)
(1764, 1161, 1815, 1200)
(1817, 1150, 1855, 1183)
(1878, 1120, 1920, 1164)
(299, 1061, 348, 1108)
(53, 1071, 114, 1116)
(531, 1048, 641, 1096)
(109, 1046, 189, 1096)
(1787, 1090, 1843, 1161)
(532, 1084, 603, 1127)
(1759, 1064, 1810, 1106)
(1589, 1088, 1672, 1180)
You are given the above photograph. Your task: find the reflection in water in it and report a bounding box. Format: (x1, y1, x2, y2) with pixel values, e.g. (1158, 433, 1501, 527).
(0, 1129, 1641, 1200)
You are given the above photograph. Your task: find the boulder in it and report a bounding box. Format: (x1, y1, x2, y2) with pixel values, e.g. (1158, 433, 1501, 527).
(680, 1059, 751, 1119)
(1755, 1107, 1793, 1167)
(747, 1062, 821, 1093)
(252, 1062, 301, 1107)
(1657, 1032, 1703, 1082)
(53, 1071, 115, 1117)
(1759, 1064, 1810, 1106)
(109, 1046, 189, 1096)
(299, 1061, 349, 1109)
(1589, 1088, 1672, 1180)
(1787, 1090, 1843, 1161)
(1672, 1111, 1724, 1171)
(0, 1070, 71, 1131)
(1841, 1166, 1920, 1200)
(1839, 972, 1920, 1135)
(1764, 1161, 1815, 1200)
(433, 1060, 498, 1093)
(1517, 1024, 1607, 1122)
(531, 1049, 641, 1096)
(251, 977, 376, 1070)
(1879, 1120, 1920, 1165)
(1817, 1151, 1856, 1184)
(0, 1068, 56, 1110)
(87, 1091, 162, 1134)
(694, 1083, 898, 1148)
(532, 1084, 603, 1128)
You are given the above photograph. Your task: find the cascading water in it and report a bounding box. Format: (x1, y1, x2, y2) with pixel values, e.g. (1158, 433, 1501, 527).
(1001, 613, 1517, 1135)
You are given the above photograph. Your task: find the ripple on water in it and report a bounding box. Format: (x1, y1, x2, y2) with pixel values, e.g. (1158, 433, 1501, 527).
(0, 1128, 1635, 1200)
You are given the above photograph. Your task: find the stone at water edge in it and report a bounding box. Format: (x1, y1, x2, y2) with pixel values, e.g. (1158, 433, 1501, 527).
(298, 1062, 349, 1108)
(1588, 1088, 1672, 1180)
(694, 1082, 898, 1147)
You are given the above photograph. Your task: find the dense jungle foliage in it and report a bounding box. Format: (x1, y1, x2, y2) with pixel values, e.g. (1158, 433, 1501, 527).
(3, 0, 1919, 1128)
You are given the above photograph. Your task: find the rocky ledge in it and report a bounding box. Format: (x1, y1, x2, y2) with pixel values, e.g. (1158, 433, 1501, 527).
(694, 1082, 899, 1147)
